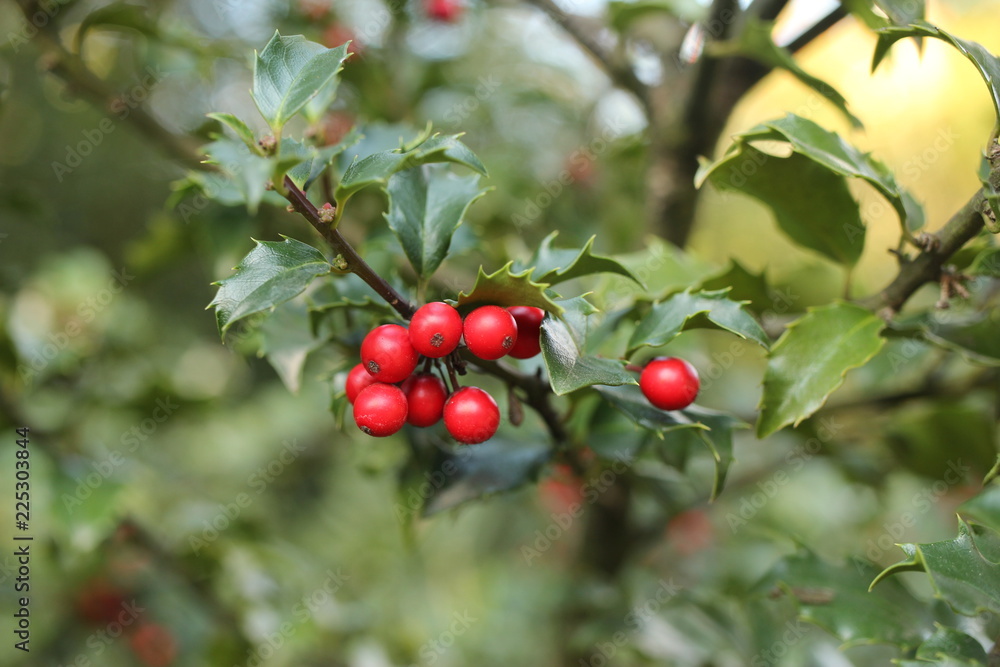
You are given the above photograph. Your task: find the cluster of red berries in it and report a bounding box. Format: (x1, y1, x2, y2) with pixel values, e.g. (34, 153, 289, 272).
(347, 303, 545, 444)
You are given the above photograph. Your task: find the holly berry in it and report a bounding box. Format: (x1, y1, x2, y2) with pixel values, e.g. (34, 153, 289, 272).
(403, 373, 448, 427)
(74, 577, 128, 626)
(409, 302, 463, 358)
(463, 305, 518, 360)
(507, 306, 545, 359)
(443, 386, 499, 444)
(361, 324, 419, 383)
(129, 623, 177, 667)
(639, 357, 700, 411)
(353, 383, 408, 437)
(345, 363, 377, 404)
(426, 0, 462, 22)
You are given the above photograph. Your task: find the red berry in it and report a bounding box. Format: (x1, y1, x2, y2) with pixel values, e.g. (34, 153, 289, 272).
(353, 383, 408, 437)
(75, 578, 128, 626)
(345, 363, 377, 404)
(409, 302, 463, 358)
(402, 373, 448, 427)
(506, 306, 545, 359)
(639, 357, 700, 411)
(443, 387, 499, 444)
(426, 0, 462, 22)
(129, 623, 177, 667)
(361, 324, 419, 383)
(463, 305, 518, 360)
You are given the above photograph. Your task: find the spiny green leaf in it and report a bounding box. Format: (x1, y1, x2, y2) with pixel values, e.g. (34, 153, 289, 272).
(541, 319, 636, 396)
(757, 302, 885, 437)
(696, 261, 776, 314)
(873, 21, 1000, 124)
(711, 19, 861, 128)
(252, 33, 351, 132)
(525, 232, 641, 286)
(207, 113, 260, 154)
(202, 137, 273, 213)
(456, 263, 564, 315)
(870, 519, 1000, 617)
(960, 485, 1000, 534)
(384, 165, 490, 280)
(210, 236, 331, 336)
(759, 550, 929, 648)
(914, 625, 988, 665)
(628, 288, 769, 354)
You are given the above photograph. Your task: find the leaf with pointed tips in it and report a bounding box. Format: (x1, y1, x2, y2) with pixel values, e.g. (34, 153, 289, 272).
(525, 232, 641, 286)
(456, 263, 563, 315)
(207, 113, 260, 153)
(541, 319, 636, 396)
(628, 289, 769, 354)
(210, 236, 331, 336)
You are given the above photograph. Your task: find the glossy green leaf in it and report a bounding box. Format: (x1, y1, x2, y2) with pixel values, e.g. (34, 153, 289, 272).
(760, 550, 928, 648)
(914, 625, 988, 665)
(871, 519, 1000, 617)
(757, 303, 885, 437)
(541, 319, 636, 396)
(701, 114, 923, 236)
(873, 22, 1000, 123)
(303, 74, 343, 125)
(843, 0, 925, 30)
(252, 33, 351, 132)
(525, 232, 641, 286)
(419, 439, 551, 516)
(258, 298, 324, 393)
(628, 289, 769, 353)
(696, 261, 776, 315)
(456, 263, 563, 315)
(202, 137, 273, 213)
(336, 133, 486, 216)
(210, 236, 331, 336)
(286, 129, 361, 191)
(384, 165, 489, 280)
(959, 486, 1000, 535)
(712, 19, 861, 128)
(207, 113, 259, 154)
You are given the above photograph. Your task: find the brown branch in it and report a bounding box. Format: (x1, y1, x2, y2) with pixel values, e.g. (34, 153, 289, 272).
(282, 177, 417, 319)
(787, 6, 847, 54)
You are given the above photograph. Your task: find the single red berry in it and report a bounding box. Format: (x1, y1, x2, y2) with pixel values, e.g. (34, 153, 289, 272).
(426, 0, 462, 22)
(129, 623, 177, 667)
(463, 305, 518, 360)
(361, 324, 419, 383)
(402, 373, 448, 427)
(353, 383, 408, 437)
(409, 302, 463, 358)
(639, 357, 700, 411)
(74, 578, 128, 626)
(345, 363, 377, 404)
(443, 386, 500, 444)
(507, 306, 545, 359)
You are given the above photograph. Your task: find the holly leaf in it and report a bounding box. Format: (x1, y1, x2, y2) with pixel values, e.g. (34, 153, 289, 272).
(252, 33, 352, 133)
(843, 0, 926, 30)
(456, 263, 564, 315)
(207, 112, 260, 154)
(759, 550, 929, 648)
(757, 302, 885, 437)
(384, 165, 490, 280)
(711, 19, 861, 128)
(258, 297, 324, 393)
(286, 129, 362, 191)
(202, 137, 273, 213)
(541, 319, 636, 396)
(914, 625, 989, 665)
(525, 232, 641, 286)
(874, 22, 1000, 124)
(210, 236, 332, 336)
(870, 519, 1000, 618)
(696, 261, 776, 315)
(628, 289, 769, 353)
(336, 133, 486, 216)
(959, 486, 1000, 534)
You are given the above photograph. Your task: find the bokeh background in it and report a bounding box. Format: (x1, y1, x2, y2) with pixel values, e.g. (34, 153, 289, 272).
(2, 0, 1000, 665)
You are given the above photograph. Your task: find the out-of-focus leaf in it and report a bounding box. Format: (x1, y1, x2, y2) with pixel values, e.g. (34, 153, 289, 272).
(252, 33, 351, 132)
(969, 247, 1000, 278)
(202, 137, 273, 213)
(606, 0, 706, 31)
(871, 519, 1000, 617)
(207, 113, 259, 154)
(757, 303, 885, 437)
(628, 288, 769, 353)
(286, 129, 362, 191)
(524, 232, 640, 286)
(541, 319, 636, 396)
(696, 261, 776, 315)
(384, 165, 489, 280)
(914, 625, 988, 665)
(959, 486, 1000, 535)
(760, 550, 929, 648)
(885, 400, 994, 481)
(258, 298, 324, 393)
(210, 236, 331, 336)
(456, 263, 563, 314)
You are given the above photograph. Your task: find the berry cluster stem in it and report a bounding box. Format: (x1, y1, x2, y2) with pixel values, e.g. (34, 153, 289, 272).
(282, 176, 417, 319)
